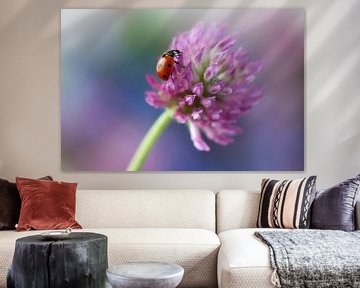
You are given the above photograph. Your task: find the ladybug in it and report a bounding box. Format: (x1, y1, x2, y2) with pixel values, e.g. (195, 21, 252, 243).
(156, 49, 182, 81)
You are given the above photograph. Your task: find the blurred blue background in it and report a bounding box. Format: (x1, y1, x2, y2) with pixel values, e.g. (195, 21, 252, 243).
(61, 9, 304, 171)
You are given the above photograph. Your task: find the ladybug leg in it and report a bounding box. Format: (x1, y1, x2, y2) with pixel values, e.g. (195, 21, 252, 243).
(174, 60, 185, 68)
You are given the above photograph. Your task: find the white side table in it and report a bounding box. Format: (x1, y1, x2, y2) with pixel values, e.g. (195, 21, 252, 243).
(106, 262, 184, 288)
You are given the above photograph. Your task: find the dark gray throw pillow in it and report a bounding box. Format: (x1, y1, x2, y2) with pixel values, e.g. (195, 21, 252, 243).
(311, 174, 360, 231)
(0, 179, 20, 230)
(0, 176, 53, 230)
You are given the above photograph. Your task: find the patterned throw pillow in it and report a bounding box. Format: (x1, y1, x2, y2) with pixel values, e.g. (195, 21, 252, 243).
(257, 176, 317, 229)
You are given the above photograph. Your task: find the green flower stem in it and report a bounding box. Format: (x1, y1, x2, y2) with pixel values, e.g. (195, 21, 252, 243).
(127, 108, 174, 171)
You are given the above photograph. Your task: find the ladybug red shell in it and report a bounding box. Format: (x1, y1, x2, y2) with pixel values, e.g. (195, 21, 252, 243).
(156, 49, 182, 81)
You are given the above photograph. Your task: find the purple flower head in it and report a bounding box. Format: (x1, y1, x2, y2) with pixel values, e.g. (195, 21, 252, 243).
(145, 22, 264, 151)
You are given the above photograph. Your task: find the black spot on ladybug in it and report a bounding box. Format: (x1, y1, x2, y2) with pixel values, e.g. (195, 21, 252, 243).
(167, 63, 172, 67)
(162, 75, 168, 79)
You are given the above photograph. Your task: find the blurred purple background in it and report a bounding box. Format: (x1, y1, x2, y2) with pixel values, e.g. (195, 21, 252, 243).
(61, 9, 304, 171)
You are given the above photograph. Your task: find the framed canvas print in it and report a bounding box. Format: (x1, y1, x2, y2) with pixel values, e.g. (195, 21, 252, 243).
(61, 8, 304, 171)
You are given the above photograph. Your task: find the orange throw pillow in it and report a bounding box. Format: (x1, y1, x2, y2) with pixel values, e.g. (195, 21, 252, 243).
(16, 177, 82, 231)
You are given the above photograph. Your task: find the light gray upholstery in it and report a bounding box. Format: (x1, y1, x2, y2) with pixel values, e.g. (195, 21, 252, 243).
(216, 190, 360, 288)
(0, 190, 218, 288)
(76, 190, 216, 231)
(1, 189, 358, 288)
(0, 228, 219, 288)
(216, 190, 260, 233)
(217, 228, 276, 288)
(356, 200, 360, 230)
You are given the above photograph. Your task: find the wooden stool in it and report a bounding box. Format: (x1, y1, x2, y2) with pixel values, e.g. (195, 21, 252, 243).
(7, 232, 108, 288)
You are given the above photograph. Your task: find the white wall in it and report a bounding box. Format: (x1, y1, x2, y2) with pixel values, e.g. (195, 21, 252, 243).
(0, 0, 359, 190)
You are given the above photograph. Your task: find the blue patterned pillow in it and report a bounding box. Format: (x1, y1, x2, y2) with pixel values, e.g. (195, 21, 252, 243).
(311, 174, 360, 231)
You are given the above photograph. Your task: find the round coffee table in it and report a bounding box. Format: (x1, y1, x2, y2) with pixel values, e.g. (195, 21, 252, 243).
(106, 262, 184, 288)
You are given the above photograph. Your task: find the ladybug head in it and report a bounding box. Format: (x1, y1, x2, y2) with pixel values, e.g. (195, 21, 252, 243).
(166, 50, 182, 58)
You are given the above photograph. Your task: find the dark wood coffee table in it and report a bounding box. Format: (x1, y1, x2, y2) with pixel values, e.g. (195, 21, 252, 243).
(7, 232, 108, 288)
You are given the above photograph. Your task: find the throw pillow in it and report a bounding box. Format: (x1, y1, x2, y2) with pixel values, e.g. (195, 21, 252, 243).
(0, 179, 20, 230)
(257, 176, 317, 229)
(16, 177, 82, 231)
(311, 174, 360, 231)
(0, 176, 53, 230)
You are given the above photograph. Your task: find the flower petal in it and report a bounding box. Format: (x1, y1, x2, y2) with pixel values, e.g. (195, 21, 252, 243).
(165, 80, 176, 96)
(192, 82, 204, 96)
(204, 64, 221, 81)
(203, 127, 234, 145)
(174, 109, 190, 123)
(193, 46, 205, 64)
(190, 22, 205, 43)
(191, 108, 203, 120)
(248, 60, 263, 75)
(178, 98, 186, 108)
(145, 74, 160, 90)
(188, 122, 210, 151)
(145, 91, 167, 108)
(222, 86, 233, 95)
(200, 96, 216, 108)
(213, 51, 226, 64)
(208, 83, 223, 94)
(216, 36, 236, 51)
(185, 94, 196, 105)
(210, 109, 223, 120)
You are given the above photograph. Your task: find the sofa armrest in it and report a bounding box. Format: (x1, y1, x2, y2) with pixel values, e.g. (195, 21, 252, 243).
(356, 200, 360, 230)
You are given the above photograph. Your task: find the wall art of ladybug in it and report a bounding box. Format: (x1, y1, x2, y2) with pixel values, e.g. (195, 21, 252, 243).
(156, 49, 182, 81)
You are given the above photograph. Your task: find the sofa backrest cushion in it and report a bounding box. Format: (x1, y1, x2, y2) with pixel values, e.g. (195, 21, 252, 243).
(76, 190, 216, 231)
(217, 190, 360, 232)
(216, 190, 260, 233)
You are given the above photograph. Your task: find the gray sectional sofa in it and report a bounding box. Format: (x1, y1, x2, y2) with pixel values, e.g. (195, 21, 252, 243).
(0, 189, 359, 288)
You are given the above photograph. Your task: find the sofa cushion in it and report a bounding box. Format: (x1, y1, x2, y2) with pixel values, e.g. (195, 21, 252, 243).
(218, 228, 280, 288)
(76, 190, 216, 231)
(0, 228, 219, 288)
(216, 190, 260, 233)
(311, 174, 360, 231)
(257, 177, 317, 229)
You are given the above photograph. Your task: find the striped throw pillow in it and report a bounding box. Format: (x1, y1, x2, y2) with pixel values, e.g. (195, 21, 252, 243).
(257, 176, 317, 229)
